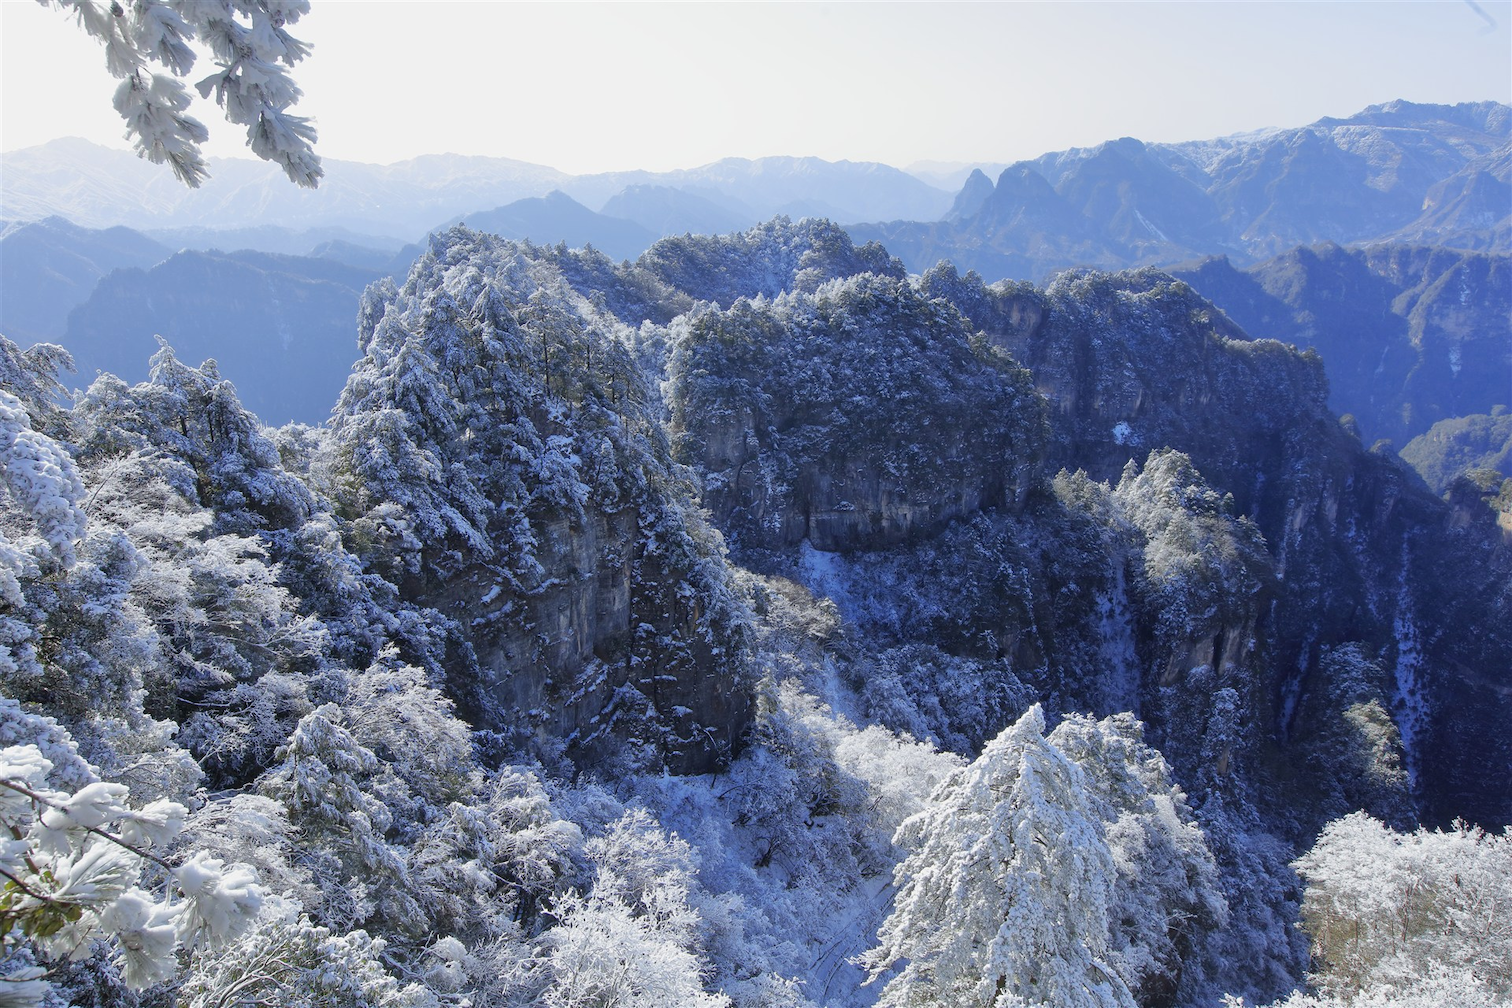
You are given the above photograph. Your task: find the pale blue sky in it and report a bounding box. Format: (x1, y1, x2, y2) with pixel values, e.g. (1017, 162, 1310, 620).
(3, 1, 1509, 174)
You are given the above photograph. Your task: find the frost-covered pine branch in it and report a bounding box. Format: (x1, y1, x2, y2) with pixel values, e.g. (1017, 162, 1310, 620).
(35, 0, 322, 188)
(0, 743, 264, 997)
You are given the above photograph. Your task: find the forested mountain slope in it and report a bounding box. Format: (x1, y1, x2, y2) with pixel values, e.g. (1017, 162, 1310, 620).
(0, 217, 169, 346)
(1, 219, 1507, 1008)
(61, 249, 382, 425)
(1173, 243, 1511, 446)
(1400, 408, 1512, 493)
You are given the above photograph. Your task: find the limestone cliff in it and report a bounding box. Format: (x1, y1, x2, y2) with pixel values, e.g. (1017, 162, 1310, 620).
(666, 272, 1047, 556)
(924, 263, 1512, 828)
(327, 229, 753, 773)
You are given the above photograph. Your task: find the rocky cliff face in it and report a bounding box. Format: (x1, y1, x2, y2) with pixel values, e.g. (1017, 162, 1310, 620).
(1174, 243, 1511, 446)
(327, 229, 753, 773)
(921, 264, 1512, 829)
(665, 273, 1046, 556)
(305, 218, 1510, 824)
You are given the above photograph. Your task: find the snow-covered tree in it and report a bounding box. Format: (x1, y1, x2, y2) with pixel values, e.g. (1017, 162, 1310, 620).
(258, 704, 415, 931)
(862, 705, 1136, 1008)
(0, 730, 262, 998)
(1237, 963, 1499, 1008)
(1291, 812, 1512, 1002)
(1048, 713, 1228, 1005)
(0, 389, 86, 575)
(36, 0, 322, 187)
(534, 810, 730, 1008)
(176, 896, 438, 1008)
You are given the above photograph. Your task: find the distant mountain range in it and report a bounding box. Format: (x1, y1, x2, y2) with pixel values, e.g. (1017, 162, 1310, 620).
(5, 101, 1504, 285)
(4, 100, 1508, 440)
(851, 101, 1509, 280)
(0, 138, 570, 239)
(448, 191, 659, 262)
(0, 217, 170, 345)
(61, 249, 380, 425)
(0, 140, 953, 239)
(600, 184, 753, 240)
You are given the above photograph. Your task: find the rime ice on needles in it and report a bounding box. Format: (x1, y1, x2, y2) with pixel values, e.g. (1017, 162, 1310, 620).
(172, 852, 264, 950)
(0, 391, 87, 572)
(0, 741, 264, 996)
(37, 0, 321, 188)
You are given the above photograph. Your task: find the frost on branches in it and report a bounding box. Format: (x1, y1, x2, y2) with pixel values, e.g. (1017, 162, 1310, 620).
(1288, 812, 1512, 1005)
(0, 390, 87, 581)
(37, 0, 322, 187)
(861, 705, 1229, 1008)
(862, 705, 1137, 1008)
(0, 739, 262, 998)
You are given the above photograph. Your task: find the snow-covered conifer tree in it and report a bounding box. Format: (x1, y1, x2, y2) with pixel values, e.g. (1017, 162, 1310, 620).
(1048, 712, 1228, 1004)
(863, 705, 1136, 1008)
(534, 810, 730, 1008)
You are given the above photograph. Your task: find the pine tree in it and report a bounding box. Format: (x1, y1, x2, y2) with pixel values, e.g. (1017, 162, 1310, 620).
(1048, 713, 1228, 1005)
(863, 705, 1136, 1008)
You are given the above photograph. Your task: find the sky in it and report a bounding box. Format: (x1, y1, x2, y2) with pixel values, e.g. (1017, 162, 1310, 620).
(2, 1, 1509, 175)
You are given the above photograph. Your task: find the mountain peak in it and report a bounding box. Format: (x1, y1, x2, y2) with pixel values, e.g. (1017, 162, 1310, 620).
(947, 168, 996, 222)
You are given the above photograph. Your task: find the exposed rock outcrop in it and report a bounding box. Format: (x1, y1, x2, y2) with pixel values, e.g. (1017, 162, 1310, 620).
(328, 229, 753, 773)
(924, 263, 1512, 828)
(666, 272, 1047, 556)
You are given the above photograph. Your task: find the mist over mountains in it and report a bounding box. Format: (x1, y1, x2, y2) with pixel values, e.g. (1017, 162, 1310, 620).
(5, 100, 1504, 280)
(0, 140, 954, 239)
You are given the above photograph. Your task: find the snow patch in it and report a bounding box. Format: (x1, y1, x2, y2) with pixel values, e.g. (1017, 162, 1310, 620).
(797, 539, 853, 614)
(1133, 209, 1169, 243)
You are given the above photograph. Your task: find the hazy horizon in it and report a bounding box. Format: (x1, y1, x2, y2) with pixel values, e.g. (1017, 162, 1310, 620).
(4, 2, 1509, 177)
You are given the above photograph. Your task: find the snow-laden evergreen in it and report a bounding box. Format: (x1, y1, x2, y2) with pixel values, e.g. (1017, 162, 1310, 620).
(863, 705, 1136, 1008)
